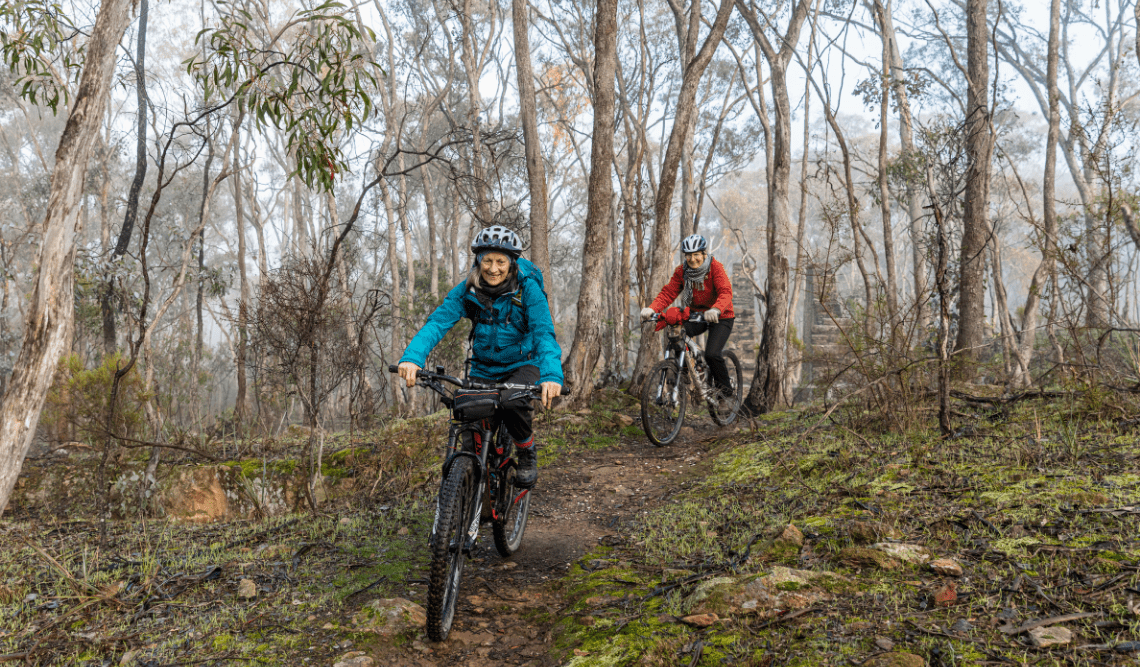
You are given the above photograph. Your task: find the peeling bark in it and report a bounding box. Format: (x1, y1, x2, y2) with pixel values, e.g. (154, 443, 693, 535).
(0, 0, 136, 516)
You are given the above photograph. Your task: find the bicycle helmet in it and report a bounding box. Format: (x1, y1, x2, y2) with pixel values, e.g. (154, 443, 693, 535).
(471, 225, 523, 259)
(681, 234, 708, 254)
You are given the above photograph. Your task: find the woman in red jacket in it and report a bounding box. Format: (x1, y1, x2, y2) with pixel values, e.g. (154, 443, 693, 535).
(641, 234, 735, 397)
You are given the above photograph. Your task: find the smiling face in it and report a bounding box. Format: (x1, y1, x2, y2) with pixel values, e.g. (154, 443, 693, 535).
(685, 250, 707, 270)
(480, 252, 513, 287)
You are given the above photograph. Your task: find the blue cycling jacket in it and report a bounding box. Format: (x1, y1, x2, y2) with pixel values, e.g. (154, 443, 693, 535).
(398, 257, 565, 385)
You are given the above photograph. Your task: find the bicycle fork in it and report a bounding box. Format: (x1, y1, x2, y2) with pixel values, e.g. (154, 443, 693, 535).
(464, 495, 482, 554)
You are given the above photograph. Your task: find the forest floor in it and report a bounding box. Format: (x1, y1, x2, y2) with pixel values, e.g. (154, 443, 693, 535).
(1, 385, 1140, 666)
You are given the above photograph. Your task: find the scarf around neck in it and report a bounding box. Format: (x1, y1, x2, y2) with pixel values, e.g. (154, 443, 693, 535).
(681, 254, 713, 309)
(468, 267, 519, 307)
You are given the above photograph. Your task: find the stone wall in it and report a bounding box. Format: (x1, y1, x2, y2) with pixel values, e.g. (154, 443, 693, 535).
(794, 263, 856, 403)
(728, 262, 762, 372)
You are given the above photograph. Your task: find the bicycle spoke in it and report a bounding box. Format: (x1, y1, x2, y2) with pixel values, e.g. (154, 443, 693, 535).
(641, 360, 687, 446)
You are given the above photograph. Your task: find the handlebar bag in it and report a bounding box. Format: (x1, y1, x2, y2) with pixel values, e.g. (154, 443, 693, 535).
(453, 389, 499, 420)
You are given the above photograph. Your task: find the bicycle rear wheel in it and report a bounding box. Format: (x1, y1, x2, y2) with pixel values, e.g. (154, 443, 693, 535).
(709, 350, 744, 426)
(641, 359, 687, 446)
(426, 455, 475, 641)
(492, 461, 531, 557)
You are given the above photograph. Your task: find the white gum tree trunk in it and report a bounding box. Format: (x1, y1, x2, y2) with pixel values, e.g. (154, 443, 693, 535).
(0, 0, 135, 515)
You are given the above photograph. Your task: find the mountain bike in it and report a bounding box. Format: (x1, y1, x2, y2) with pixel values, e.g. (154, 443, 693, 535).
(639, 312, 743, 446)
(387, 365, 566, 641)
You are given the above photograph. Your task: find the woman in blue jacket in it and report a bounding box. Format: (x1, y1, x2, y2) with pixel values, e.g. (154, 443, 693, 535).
(396, 226, 563, 488)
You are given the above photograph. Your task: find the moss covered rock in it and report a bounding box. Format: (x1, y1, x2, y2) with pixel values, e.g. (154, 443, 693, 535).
(836, 547, 902, 570)
(351, 598, 427, 636)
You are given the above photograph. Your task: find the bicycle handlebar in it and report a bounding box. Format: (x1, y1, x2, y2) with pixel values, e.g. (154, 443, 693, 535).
(644, 311, 706, 324)
(387, 365, 571, 395)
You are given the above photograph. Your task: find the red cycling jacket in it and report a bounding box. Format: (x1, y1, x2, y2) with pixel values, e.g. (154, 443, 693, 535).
(649, 257, 734, 319)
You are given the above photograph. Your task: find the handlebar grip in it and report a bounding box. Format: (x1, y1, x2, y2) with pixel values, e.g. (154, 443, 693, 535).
(388, 364, 398, 373)
(560, 386, 571, 396)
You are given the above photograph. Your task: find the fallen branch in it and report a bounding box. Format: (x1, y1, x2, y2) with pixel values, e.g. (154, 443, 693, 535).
(904, 620, 992, 645)
(998, 612, 1100, 635)
(344, 576, 388, 601)
(687, 639, 704, 667)
(105, 430, 221, 461)
(949, 389, 1070, 405)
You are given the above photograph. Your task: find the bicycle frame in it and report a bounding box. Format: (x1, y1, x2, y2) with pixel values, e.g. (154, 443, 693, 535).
(662, 320, 718, 403)
(389, 366, 540, 552)
(440, 418, 530, 553)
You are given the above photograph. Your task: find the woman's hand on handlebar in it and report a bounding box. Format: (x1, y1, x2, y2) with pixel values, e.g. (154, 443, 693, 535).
(640, 307, 656, 321)
(540, 382, 562, 409)
(397, 362, 421, 387)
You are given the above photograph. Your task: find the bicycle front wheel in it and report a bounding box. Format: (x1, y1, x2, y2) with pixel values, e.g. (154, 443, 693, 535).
(426, 455, 475, 641)
(641, 359, 687, 446)
(492, 461, 531, 557)
(709, 350, 744, 426)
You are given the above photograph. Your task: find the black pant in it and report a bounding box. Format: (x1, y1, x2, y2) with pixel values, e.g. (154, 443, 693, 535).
(683, 318, 734, 391)
(470, 364, 539, 444)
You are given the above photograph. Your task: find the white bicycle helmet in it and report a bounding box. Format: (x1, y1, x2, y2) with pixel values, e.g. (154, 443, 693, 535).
(471, 225, 523, 259)
(681, 234, 708, 254)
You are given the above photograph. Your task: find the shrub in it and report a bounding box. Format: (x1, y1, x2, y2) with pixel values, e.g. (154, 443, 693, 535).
(42, 353, 151, 445)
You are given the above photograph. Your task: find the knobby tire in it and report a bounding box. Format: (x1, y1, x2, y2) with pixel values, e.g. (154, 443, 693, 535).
(641, 359, 687, 446)
(426, 455, 475, 641)
(709, 350, 744, 426)
(492, 461, 531, 557)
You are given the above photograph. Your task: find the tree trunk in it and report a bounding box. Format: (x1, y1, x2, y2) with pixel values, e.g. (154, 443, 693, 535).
(619, 196, 632, 373)
(876, 0, 899, 333)
(956, 0, 993, 369)
(421, 157, 441, 299)
(668, 0, 700, 240)
(232, 110, 249, 428)
(0, 0, 134, 516)
(750, 65, 794, 412)
(872, 0, 927, 331)
(380, 180, 403, 409)
(194, 206, 205, 371)
(564, 0, 618, 405)
(114, 0, 148, 259)
(460, 0, 494, 222)
(788, 6, 817, 348)
(450, 205, 460, 286)
(102, 0, 149, 356)
(926, 167, 952, 436)
(736, 0, 812, 413)
(290, 154, 308, 255)
(512, 0, 550, 276)
(1011, 0, 1061, 389)
(990, 243, 1015, 377)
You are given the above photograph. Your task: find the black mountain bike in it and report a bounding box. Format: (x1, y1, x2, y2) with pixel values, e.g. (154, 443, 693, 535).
(388, 365, 566, 641)
(639, 313, 743, 446)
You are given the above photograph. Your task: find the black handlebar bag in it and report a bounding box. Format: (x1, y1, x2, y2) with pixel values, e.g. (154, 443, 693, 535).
(452, 389, 500, 421)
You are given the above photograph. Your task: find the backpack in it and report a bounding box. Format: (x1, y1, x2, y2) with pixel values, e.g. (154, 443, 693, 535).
(463, 263, 547, 343)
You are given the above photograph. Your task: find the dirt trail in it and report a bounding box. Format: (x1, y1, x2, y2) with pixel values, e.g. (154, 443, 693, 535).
(372, 426, 713, 667)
